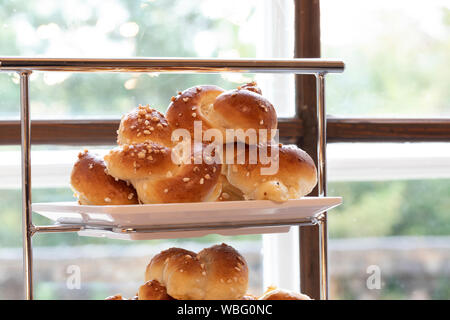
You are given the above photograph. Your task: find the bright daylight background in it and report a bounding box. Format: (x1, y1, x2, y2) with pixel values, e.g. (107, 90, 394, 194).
(0, 0, 449, 299)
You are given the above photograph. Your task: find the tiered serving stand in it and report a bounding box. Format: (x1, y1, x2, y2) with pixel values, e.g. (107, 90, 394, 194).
(0, 57, 344, 300)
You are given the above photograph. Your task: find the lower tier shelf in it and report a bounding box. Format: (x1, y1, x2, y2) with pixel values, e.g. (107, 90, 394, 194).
(32, 197, 342, 240)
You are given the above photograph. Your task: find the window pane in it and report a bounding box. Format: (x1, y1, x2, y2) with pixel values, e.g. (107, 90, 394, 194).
(327, 143, 450, 299)
(0, 0, 296, 118)
(321, 0, 450, 117)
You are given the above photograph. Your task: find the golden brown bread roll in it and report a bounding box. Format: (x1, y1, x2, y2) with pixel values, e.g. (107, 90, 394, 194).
(166, 85, 225, 137)
(138, 280, 174, 300)
(105, 294, 126, 300)
(104, 142, 222, 203)
(105, 104, 223, 204)
(70, 150, 138, 205)
(223, 143, 317, 201)
(145, 243, 249, 300)
(258, 288, 312, 300)
(117, 105, 173, 147)
(166, 82, 277, 144)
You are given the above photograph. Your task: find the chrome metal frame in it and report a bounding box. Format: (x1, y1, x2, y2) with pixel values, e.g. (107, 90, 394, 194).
(0, 57, 344, 300)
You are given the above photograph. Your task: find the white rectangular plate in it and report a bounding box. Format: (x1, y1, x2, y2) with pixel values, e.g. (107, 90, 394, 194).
(32, 197, 342, 240)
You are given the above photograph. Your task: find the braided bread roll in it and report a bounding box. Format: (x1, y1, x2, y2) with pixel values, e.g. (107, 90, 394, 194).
(70, 150, 138, 205)
(223, 143, 317, 201)
(145, 244, 249, 300)
(104, 105, 223, 204)
(166, 82, 277, 144)
(138, 280, 174, 300)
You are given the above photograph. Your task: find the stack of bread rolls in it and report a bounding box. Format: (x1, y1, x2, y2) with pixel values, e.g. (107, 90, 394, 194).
(70, 82, 317, 205)
(105, 243, 311, 300)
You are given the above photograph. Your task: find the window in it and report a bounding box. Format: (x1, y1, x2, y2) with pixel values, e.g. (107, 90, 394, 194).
(1, 0, 449, 300)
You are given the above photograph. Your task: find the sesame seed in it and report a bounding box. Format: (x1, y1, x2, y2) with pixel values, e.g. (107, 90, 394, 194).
(147, 155, 153, 160)
(104, 197, 111, 203)
(199, 178, 204, 185)
(183, 177, 190, 182)
(144, 120, 150, 125)
(191, 106, 197, 110)
(164, 189, 168, 193)
(234, 267, 240, 271)
(222, 193, 230, 199)
(88, 164, 93, 169)
(183, 97, 189, 102)
(260, 120, 264, 125)
(166, 171, 173, 178)
(137, 132, 142, 137)
(204, 174, 211, 180)
(179, 269, 183, 273)
(192, 113, 197, 118)
(152, 116, 159, 122)
(143, 130, 151, 135)
(128, 193, 134, 200)
(157, 123, 163, 129)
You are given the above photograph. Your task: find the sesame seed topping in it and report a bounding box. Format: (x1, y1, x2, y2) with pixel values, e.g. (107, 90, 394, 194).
(192, 113, 197, 118)
(164, 188, 168, 193)
(199, 178, 204, 185)
(138, 151, 146, 159)
(202, 271, 206, 276)
(234, 266, 241, 271)
(166, 171, 173, 178)
(260, 120, 264, 125)
(128, 193, 134, 200)
(88, 164, 93, 169)
(204, 174, 211, 179)
(183, 97, 189, 102)
(143, 130, 151, 135)
(183, 177, 190, 182)
(191, 106, 197, 110)
(104, 197, 111, 203)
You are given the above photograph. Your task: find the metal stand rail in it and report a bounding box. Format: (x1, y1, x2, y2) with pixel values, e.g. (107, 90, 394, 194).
(0, 57, 344, 300)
